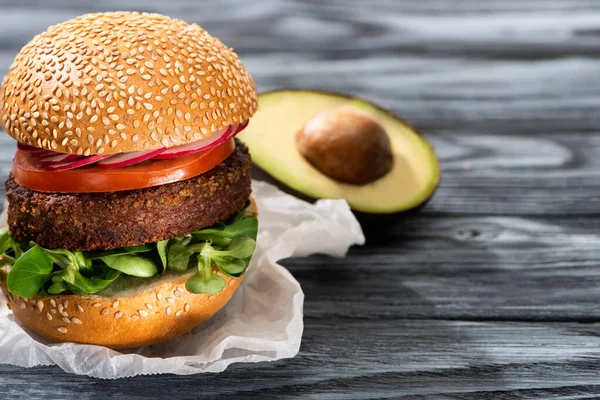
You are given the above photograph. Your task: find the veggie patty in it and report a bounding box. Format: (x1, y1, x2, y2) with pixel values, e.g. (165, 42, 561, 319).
(5, 139, 252, 251)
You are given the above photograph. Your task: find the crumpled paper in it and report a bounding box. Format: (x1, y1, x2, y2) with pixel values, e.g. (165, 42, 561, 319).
(0, 180, 365, 378)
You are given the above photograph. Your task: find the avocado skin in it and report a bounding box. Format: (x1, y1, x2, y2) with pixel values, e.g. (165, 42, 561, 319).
(249, 89, 441, 233)
(251, 164, 439, 235)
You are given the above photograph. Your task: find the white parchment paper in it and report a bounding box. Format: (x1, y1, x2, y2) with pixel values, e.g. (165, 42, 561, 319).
(0, 180, 365, 378)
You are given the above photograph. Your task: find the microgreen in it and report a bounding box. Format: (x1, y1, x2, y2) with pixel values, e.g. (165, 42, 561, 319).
(65, 269, 121, 295)
(6, 245, 54, 298)
(167, 243, 194, 272)
(156, 239, 169, 272)
(100, 254, 158, 278)
(185, 271, 226, 294)
(1, 204, 258, 297)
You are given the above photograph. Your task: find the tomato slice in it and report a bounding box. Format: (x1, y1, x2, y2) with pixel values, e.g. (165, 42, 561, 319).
(12, 139, 235, 193)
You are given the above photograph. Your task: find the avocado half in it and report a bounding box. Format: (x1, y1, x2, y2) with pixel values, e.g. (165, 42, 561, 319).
(239, 89, 440, 223)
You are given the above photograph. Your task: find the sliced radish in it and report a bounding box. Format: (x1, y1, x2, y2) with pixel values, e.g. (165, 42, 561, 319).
(97, 148, 167, 169)
(38, 153, 80, 167)
(236, 119, 249, 133)
(224, 124, 240, 140)
(152, 120, 249, 160)
(45, 155, 111, 171)
(228, 124, 239, 136)
(17, 143, 55, 157)
(17, 143, 40, 152)
(20, 119, 251, 171)
(152, 126, 230, 160)
(30, 149, 55, 157)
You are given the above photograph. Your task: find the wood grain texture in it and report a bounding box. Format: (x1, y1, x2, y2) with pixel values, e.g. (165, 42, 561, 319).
(1, 0, 600, 398)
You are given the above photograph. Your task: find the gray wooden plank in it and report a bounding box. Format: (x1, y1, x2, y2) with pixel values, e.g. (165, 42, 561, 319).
(286, 214, 600, 321)
(3, 320, 600, 399)
(0, 1, 599, 133)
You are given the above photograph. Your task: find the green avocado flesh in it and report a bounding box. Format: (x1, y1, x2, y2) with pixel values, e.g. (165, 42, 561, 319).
(238, 90, 440, 214)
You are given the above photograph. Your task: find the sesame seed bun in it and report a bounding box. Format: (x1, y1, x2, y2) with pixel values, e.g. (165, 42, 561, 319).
(0, 12, 258, 155)
(0, 197, 257, 349)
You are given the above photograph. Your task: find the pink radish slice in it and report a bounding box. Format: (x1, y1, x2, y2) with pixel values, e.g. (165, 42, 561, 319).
(30, 149, 55, 157)
(17, 143, 55, 157)
(44, 154, 111, 171)
(228, 124, 239, 136)
(97, 148, 167, 169)
(17, 143, 39, 152)
(23, 148, 54, 157)
(38, 153, 80, 167)
(224, 124, 240, 139)
(18, 146, 55, 157)
(152, 126, 230, 160)
(236, 119, 249, 133)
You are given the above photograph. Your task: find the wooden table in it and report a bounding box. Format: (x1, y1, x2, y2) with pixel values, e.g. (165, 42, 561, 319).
(2, 0, 600, 398)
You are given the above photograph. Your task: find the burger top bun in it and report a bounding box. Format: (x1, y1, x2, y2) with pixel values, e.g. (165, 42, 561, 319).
(0, 12, 258, 155)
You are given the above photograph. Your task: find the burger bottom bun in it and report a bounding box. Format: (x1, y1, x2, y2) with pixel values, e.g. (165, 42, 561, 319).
(0, 197, 256, 349)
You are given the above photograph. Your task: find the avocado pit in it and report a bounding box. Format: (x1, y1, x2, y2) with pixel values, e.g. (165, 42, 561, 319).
(295, 106, 393, 185)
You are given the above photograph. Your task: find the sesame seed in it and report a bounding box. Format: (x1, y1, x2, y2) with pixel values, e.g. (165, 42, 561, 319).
(72, 318, 82, 325)
(101, 308, 109, 316)
(93, 303, 101, 308)
(114, 311, 123, 319)
(37, 301, 44, 313)
(46, 313, 53, 321)
(112, 301, 120, 308)
(166, 307, 172, 315)
(62, 317, 70, 324)
(77, 305, 84, 312)
(176, 310, 183, 317)
(131, 315, 140, 321)
(184, 304, 190, 312)
(145, 303, 153, 310)
(157, 293, 163, 301)
(57, 327, 68, 334)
